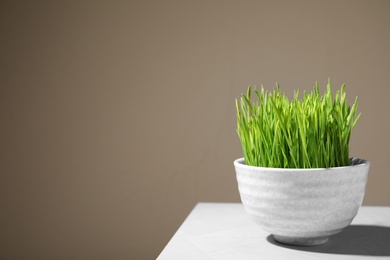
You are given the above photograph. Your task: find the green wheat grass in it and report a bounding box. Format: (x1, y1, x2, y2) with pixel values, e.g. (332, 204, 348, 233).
(236, 80, 360, 168)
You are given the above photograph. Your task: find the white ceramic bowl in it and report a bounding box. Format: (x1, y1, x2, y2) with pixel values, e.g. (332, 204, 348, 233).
(234, 157, 370, 245)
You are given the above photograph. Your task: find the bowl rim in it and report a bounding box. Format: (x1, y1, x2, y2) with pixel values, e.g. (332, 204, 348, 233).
(234, 157, 370, 172)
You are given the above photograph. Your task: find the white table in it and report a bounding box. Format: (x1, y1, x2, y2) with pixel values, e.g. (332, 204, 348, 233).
(158, 203, 390, 260)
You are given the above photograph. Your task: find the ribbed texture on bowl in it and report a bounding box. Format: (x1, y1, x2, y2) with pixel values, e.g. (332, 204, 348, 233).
(234, 158, 370, 243)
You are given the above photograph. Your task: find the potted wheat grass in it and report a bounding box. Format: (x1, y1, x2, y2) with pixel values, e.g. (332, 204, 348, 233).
(234, 80, 370, 246)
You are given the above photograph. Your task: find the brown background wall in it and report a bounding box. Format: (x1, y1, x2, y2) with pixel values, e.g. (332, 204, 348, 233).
(1, 0, 390, 259)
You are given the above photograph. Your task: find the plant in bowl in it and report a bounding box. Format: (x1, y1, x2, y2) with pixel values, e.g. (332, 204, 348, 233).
(234, 80, 370, 246)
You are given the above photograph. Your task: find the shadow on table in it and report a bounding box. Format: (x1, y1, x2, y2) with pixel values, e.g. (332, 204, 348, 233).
(267, 225, 390, 256)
